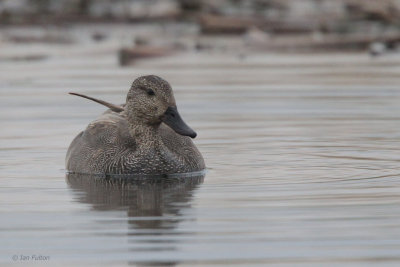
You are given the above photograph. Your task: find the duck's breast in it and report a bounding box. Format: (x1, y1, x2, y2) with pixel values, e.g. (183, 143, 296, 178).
(159, 123, 205, 172)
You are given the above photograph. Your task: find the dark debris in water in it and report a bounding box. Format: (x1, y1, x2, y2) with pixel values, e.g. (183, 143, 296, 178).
(0, 54, 49, 62)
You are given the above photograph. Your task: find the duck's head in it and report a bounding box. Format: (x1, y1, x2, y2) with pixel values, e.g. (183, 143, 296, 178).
(125, 75, 197, 138)
(69, 75, 197, 138)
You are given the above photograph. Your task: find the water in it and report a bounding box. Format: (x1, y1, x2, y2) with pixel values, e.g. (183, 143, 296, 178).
(1, 26, 400, 266)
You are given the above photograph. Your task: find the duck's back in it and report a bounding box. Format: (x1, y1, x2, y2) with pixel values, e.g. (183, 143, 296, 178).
(66, 111, 205, 175)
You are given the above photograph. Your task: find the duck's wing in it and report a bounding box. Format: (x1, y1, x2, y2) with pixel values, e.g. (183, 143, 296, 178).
(83, 112, 132, 146)
(66, 112, 136, 174)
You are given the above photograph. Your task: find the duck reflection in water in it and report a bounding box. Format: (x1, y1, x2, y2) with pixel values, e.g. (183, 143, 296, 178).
(66, 173, 204, 265)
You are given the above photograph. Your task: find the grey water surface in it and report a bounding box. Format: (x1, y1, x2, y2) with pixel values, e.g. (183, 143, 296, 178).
(1, 29, 400, 266)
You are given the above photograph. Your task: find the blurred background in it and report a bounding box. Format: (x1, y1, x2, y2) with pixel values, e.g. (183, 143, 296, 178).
(2, 1, 400, 266)
(2, 0, 400, 60)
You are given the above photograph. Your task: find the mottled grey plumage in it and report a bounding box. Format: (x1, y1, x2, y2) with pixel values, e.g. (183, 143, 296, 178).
(66, 75, 205, 175)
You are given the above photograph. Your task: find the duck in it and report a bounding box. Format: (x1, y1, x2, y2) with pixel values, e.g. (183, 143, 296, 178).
(66, 75, 205, 175)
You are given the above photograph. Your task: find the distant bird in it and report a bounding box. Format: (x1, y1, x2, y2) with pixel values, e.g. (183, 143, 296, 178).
(66, 75, 205, 175)
(369, 41, 386, 57)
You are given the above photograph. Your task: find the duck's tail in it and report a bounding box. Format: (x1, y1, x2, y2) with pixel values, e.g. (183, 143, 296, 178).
(69, 92, 124, 113)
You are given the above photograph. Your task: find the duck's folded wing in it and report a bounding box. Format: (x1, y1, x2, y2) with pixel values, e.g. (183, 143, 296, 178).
(66, 113, 136, 173)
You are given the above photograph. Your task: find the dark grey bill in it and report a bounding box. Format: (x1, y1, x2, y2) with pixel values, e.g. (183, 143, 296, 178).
(161, 106, 197, 138)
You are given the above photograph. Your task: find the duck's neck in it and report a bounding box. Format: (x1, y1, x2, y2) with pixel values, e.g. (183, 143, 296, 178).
(122, 110, 163, 151)
(128, 122, 163, 150)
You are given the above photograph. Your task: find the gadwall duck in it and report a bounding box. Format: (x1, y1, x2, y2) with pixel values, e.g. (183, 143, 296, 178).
(66, 75, 205, 175)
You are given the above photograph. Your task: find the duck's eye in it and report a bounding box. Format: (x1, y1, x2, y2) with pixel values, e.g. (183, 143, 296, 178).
(146, 89, 155, 96)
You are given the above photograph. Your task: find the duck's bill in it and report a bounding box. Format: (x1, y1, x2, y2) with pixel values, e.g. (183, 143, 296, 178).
(161, 106, 197, 138)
